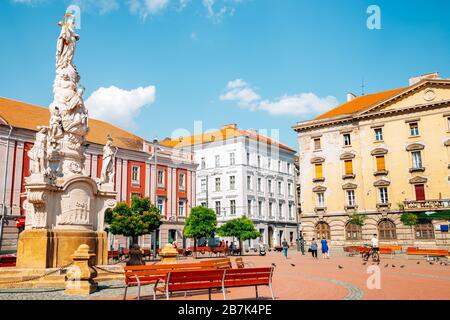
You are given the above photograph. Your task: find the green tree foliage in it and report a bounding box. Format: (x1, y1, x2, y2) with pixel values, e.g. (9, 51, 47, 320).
(105, 196, 162, 245)
(348, 213, 367, 226)
(217, 216, 260, 254)
(401, 212, 418, 241)
(184, 206, 217, 257)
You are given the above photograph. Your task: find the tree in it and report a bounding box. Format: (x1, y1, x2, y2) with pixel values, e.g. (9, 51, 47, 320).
(348, 213, 366, 227)
(105, 196, 162, 246)
(184, 206, 217, 258)
(217, 216, 260, 255)
(401, 212, 418, 242)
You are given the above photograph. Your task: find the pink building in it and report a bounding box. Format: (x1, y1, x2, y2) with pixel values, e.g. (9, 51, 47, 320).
(0, 97, 197, 253)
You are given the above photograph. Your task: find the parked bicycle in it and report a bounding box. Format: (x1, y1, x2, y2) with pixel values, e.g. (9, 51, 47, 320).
(362, 245, 380, 262)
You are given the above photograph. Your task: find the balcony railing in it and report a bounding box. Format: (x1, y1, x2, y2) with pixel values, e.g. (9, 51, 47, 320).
(404, 199, 450, 211)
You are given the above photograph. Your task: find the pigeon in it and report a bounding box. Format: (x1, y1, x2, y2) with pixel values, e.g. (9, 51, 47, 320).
(400, 265, 405, 268)
(429, 262, 434, 265)
(377, 262, 380, 265)
(417, 261, 420, 265)
(338, 265, 343, 269)
(384, 264, 389, 268)
(392, 264, 396, 268)
(271, 263, 277, 267)
(362, 262, 367, 266)
(290, 263, 296, 267)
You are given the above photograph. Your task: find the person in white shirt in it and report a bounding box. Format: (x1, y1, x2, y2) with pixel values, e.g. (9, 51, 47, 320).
(371, 234, 379, 252)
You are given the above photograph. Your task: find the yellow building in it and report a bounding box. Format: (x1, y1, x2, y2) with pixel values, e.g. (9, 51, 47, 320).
(293, 74, 450, 249)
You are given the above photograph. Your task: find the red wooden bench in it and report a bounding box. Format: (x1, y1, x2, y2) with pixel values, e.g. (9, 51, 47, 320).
(407, 247, 449, 258)
(0, 255, 16, 268)
(124, 258, 232, 300)
(156, 267, 275, 300)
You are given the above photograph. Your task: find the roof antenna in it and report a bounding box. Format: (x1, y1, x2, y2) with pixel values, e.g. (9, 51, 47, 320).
(360, 78, 366, 96)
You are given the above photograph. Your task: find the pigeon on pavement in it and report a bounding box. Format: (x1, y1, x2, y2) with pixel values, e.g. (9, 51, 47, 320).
(400, 265, 405, 268)
(338, 265, 343, 269)
(290, 264, 296, 267)
(384, 264, 389, 268)
(392, 264, 396, 268)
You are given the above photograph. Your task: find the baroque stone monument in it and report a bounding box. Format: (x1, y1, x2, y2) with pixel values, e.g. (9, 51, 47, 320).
(16, 13, 117, 269)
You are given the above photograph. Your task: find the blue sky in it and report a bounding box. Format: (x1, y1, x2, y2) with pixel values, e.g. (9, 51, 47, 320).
(1, 0, 450, 149)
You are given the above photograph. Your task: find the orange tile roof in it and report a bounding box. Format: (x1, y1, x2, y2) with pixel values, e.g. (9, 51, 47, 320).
(315, 87, 406, 120)
(160, 125, 296, 153)
(0, 97, 144, 152)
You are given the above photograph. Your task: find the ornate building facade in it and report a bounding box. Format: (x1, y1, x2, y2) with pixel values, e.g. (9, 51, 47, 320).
(293, 74, 450, 249)
(0, 97, 197, 253)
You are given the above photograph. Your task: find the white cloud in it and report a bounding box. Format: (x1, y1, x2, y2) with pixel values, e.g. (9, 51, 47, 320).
(190, 31, 198, 41)
(86, 85, 156, 130)
(202, 0, 235, 23)
(11, 0, 45, 5)
(220, 79, 339, 117)
(129, 0, 170, 19)
(219, 79, 261, 109)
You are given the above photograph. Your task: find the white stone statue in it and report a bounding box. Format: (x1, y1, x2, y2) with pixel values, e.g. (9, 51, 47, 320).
(56, 14, 79, 70)
(100, 136, 118, 184)
(28, 126, 49, 174)
(49, 106, 64, 142)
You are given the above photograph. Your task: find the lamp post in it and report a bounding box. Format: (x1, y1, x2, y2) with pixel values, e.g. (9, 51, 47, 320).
(152, 138, 159, 259)
(0, 124, 13, 253)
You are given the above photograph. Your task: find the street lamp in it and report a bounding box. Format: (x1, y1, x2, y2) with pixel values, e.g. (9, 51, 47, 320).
(152, 138, 160, 259)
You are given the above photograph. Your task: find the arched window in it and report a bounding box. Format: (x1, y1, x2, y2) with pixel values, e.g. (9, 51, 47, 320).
(415, 222, 435, 240)
(378, 219, 397, 240)
(346, 222, 362, 240)
(315, 222, 331, 240)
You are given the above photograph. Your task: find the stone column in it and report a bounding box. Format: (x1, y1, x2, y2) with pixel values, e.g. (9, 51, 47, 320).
(65, 244, 98, 295)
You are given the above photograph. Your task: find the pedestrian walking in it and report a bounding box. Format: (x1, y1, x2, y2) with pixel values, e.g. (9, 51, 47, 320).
(299, 236, 305, 255)
(310, 238, 318, 259)
(321, 237, 329, 259)
(282, 238, 289, 259)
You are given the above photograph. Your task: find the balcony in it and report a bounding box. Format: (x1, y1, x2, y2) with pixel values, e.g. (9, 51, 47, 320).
(403, 199, 450, 212)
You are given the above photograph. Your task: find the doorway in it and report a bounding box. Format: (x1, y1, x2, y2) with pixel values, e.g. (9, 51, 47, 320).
(268, 227, 274, 248)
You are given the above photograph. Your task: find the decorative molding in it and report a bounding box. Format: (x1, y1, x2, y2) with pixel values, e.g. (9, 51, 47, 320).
(404, 118, 421, 123)
(374, 170, 389, 177)
(312, 185, 327, 193)
(311, 157, 325, 164)
(373, 179, 391, 187)
(406, 143, 425, 151)
(423, 89, 436, 102)
(370, 124, 385, 129)
(342, 174, 356, 180)
(444, 139, 450, 147)
(312, 178, 325, 183)
(342, 183, 357, 190)
(340, 152, 356, 160)
(409, 167, 425, 173)
(409, 176, 428, 184)
(371, 148, 388, 156)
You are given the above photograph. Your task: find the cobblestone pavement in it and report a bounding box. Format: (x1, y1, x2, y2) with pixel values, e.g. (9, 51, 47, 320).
(0, 251, 449, 300)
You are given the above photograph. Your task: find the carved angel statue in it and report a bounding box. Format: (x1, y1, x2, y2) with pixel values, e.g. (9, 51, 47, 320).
(56, 13, 79, 70)
(28, 126, 49, 174)
(100, 136, 118, 184)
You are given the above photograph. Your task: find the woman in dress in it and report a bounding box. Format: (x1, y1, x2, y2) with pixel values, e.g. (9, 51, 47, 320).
(321, 236, 330, 259)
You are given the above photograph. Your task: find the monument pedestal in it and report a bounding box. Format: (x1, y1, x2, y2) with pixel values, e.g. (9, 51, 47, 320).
(16, 229, 108, 269)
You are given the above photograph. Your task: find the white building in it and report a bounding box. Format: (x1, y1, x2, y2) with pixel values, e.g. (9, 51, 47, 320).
(161, 124, 298, 249)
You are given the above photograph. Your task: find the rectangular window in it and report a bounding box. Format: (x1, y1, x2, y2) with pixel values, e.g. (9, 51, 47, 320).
(278, 203, 283, 218)
(157, 197, 165, 214)
(215, 201, 221, 216)
(131, 165, 140, 184)
(376, 155, 386, 171)
(201, 157, 206, 169)
(314, 138, 321, 150)
(379, 187, 389, 204)
(412, 151, 423, 169)
(410, 122, 419, 136)
(230, 176, 236, 190)
(343, 133, 351, 146)
(258, 201, 263, 217)
(179, 173, 185, 191)
(178, 200, 186, 217)
(157, 170, 165, 187)
(287, 163, 291, 173)
(278, 181, 282, 195)
(447, 117, 450, 131)
(315, 163, 323, 179)
(317, 193, 325, 207)
(269, 202, 273, 217)
(230, 200, 236, 215)
(200, 178, 206, 192)
(278, 160, 281, 172)
(201, 202, 207, 207)
(257, 155, 261, 168)
(247, 176, 252, 190)
(268, 180, 272, 193)
(246, 152, 250, 166)
(230, 153, 235, 165)
(415, 184, 426, 201)
(247, 200, 252, 216)
(347, 190, 356, 206)
(215, 177, 221, 192)
(288, 183, 292, 196)
(288, 203, 293, 219)
(344, 160, 353, 175)
(215, 155, 220, 168)
(257, 178, 262, 192)
(375, 128, 383, 141)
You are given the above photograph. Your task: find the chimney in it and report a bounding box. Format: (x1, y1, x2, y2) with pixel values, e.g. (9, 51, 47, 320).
(223, 123, 237, 130)
(347, 92, 357, 102)
(409, 72, 440, 86)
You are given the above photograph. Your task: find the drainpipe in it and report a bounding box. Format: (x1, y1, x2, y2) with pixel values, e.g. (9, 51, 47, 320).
(0, 123, 13, 252)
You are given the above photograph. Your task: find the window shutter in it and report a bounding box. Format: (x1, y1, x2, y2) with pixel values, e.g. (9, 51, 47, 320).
(315, 164, 323, 178)
(415, 184, 426, 201)
(344, 160, 353, 175)
(376, 156, 385, 171)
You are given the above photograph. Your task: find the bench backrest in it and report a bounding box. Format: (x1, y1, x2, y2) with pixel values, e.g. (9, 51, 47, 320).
(223, 267, 273, 286)
(380, 245, 402, 251)
(167, 269, 225, 291)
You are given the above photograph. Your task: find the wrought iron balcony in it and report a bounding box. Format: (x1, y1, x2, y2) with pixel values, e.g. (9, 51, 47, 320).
(403, 199, 450, 211)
